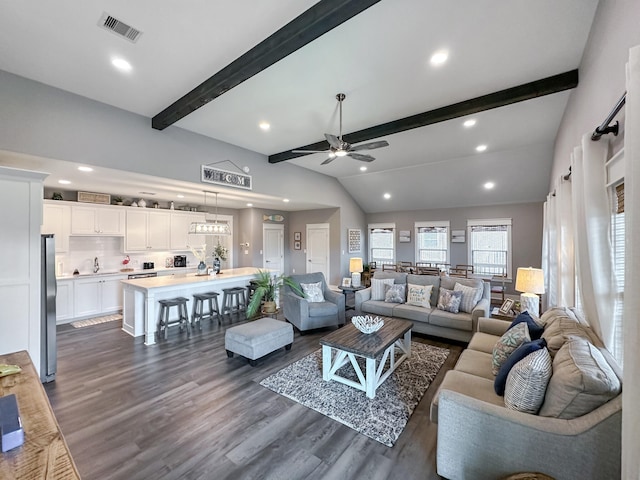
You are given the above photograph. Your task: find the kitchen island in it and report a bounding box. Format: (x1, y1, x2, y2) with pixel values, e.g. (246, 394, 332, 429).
(121, 267, 267, 345)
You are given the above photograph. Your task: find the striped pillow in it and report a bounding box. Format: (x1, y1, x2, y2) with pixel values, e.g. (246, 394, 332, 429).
(371, 278, 395, 301)
(454, 282, 483, 313)
(504, 348, 553, 414)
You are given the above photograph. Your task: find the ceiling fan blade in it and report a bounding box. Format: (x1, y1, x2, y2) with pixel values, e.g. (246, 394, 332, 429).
(348, 152, 375, 162)
(321, 156, 336, 165)
(350, 140, 390, 151)
(292, 149, 328, 154)
(325, 133, 341, 149)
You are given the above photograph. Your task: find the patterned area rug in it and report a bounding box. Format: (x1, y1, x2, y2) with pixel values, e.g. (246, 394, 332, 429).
(259, 342, 449, 447)
(71, 313, 122, 328)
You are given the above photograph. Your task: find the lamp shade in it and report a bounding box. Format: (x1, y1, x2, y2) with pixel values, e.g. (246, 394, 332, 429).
(349, 257, 363, 273)
(515, 267, 545, 294)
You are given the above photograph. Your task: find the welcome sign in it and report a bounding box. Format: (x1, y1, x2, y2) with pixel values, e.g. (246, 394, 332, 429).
(201, 165, 252, 190)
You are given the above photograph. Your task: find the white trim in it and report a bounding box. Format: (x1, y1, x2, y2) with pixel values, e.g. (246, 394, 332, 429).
(415, 220, 450, 228)
(368, 222, 395, 230)
(606, 148, 624, 186)
(467, 218, 512, 226)
(414, 221, 450, 265)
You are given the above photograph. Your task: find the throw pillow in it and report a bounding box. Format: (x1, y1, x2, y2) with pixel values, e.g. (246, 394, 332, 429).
(371, 278, 395, 301)
(541, 317, 598, 357)
(494, 338, 547, 395)
(504, 347, 553, 414)
(384, 284, 406, 303)
(300, 281, 324, 303)
(539, 338, 621, 419)
(491, 322, 531, 375)
(453, 282, 483, 313)
(437, 288, 462, 313)
(508, 311, 544, 340)
(407, 283, 433, 308)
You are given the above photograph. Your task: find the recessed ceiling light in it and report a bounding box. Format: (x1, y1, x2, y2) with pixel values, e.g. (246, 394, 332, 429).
(77, 166, 93, 172)
(463, 119, 476, 128)
(177, 194, 185, 198)
(383, 193, 391, 199)
(484, 182, 495, 190)
(246, 203, 253, 207)
(283, 198, 290, 203)
(259, 122, 270, 131)
(111, 57, 132, 72)
(58, 179, 71, 185)
(476, 144, 487, 152)
(360, 166, 367, 172)
(430, 50, 448, 66)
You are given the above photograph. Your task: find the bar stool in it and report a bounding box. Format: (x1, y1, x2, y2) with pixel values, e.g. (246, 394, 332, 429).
(246, 280, 258, 303)
(157, 297, 190, 340)
(222, 287, 247, 317)
(191, 291, 221, 330)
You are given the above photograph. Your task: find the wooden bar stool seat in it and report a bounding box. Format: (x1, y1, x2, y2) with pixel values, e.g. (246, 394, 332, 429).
(157, 297, 190, 340)
(222, 287, 247, 316)
(191, 292, 221, 330)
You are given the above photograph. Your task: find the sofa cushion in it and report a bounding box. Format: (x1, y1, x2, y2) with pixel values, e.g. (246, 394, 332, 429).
(509, 311, 544, 340)
(441, 275, 484, 292)
(494, 338, 547, 395)
(437, 288, 462, 313)
(300, 281, 324, 303)
(454, 282, 483, 313)
(371, 278, 395, 301)
(406, 283, 432, 308)
(455, 349, 494, 380)
(360, 300, 396, 317)
(491, 322, 531, 375)
(407, 274, 441, 306)
(542, 317, 598, 357)
(504, 347, 553, 414)
(372, 271, 408, 284)
(308, 301, 338, 317)
(428, 308, 473, 331)
(384, 283, 406, 303)
(468, 332, 500, 354)
(539, 338, 621, 419)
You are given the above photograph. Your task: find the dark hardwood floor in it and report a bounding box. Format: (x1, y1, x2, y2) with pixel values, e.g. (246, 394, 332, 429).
(45, 312, 463, 480)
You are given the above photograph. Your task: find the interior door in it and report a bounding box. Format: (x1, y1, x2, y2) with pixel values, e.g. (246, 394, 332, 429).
(263, 224, 284, 274)
(306, 223, 330, 279)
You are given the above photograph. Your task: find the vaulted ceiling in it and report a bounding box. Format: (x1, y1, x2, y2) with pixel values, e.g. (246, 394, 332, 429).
(0, 0, 599, 212)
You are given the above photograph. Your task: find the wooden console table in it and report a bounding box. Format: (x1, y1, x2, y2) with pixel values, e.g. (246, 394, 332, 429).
(0, 350, 80, 479)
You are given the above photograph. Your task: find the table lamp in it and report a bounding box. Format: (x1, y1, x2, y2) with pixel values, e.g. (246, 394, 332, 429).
(350, 257, 363, 288)
(515, 267, 545, 317)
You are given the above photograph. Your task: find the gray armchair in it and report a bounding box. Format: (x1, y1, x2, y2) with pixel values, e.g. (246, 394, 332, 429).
(283, 272, 345, 333)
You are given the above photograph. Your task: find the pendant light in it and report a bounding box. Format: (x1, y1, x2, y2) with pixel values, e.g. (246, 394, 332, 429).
(188, 191, 231, 235)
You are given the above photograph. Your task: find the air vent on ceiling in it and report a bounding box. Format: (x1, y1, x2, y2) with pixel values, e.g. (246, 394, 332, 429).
(98, 13, 142, 43)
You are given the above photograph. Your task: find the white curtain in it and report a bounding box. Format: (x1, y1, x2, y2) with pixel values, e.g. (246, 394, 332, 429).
(542, 175, 574, 309)
(571, 135, 617, 345)
(623, 44, 640, 480)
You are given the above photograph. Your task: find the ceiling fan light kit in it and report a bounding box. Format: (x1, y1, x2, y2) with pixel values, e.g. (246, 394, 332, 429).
(293, 93, 389, 165)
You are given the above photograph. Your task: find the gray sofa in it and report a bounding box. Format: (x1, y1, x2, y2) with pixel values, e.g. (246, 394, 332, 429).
(430, 307, 622, 480)
(283, 272, 345, 333)
(354, 271, 490, 342)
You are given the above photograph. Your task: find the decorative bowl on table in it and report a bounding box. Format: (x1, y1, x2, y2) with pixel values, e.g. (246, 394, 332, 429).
(351, 315, 384, 334)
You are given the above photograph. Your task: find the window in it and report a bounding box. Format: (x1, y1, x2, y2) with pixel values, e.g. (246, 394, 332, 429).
(415, 221, 449, 265)
(467, 218, 512, 277)
(369, 223, 395, 266)
(610, 181, 624, 366)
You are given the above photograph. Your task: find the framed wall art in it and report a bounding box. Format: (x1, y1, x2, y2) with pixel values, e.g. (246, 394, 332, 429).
(294, 231, 301, 241)
(399, 230, 411, 243)
(294, 241, 301, 250)
(348, 228, 361, 253)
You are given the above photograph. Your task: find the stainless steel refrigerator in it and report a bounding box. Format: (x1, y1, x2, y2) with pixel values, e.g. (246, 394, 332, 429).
(40, 234, 57, 382)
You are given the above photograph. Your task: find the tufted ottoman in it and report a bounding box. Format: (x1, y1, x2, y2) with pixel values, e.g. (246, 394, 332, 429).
(225, 318, 293, 366)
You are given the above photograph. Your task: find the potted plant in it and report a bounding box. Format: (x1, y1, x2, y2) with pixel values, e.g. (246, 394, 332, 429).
(52, 192, 63, 201)
(112, 195, 124, 205)
(246, 269, 304, 318)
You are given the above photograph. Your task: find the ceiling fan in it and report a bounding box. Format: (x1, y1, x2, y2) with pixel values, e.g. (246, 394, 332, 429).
(293, 93, 389, 165)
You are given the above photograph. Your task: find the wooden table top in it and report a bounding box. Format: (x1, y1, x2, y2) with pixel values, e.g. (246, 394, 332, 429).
(0, 351, 81, 480)
(319, 317, 412, 358)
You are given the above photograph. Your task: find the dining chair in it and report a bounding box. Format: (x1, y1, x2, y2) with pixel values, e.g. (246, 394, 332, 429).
(382, 263, 398, 272)
(449, 267, 469, 278)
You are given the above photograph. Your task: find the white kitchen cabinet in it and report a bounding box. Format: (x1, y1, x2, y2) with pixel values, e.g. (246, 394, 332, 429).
(125, 210, 170, 251)
(55, 279, 74, 323)
(42, 201, 70, 252)
(101, 276, 124, 313)
(169, 211, 206, 251)
(71, 275, 126, 320)
(71, 204, 125, 235)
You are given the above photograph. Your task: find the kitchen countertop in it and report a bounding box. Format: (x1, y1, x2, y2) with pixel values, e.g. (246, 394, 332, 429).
(121, 267, 264, 291)
(56, 266, 197, 280)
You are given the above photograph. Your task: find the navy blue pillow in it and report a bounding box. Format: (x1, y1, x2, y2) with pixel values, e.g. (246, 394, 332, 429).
(508, 311, 544, 340)
(494, 338, 547, 396)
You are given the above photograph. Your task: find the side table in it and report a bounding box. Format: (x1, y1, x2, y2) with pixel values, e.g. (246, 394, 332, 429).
(338, 285, 365, 311)
(490, 307, 517, 321)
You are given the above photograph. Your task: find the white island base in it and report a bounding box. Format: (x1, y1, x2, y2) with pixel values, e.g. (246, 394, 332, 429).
(121, 267, 267, 345)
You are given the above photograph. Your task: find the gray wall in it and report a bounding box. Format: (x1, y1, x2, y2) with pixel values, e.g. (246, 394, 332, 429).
(366, 201, 543, 294)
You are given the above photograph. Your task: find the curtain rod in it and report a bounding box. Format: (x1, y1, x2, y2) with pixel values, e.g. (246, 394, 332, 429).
(591, 92, 626, 141)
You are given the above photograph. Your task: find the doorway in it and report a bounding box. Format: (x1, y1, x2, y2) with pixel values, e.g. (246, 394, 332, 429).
(306, 223, 330, 280)
(263, 224, 284, 274)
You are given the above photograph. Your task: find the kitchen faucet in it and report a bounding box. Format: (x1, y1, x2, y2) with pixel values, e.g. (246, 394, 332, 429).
(94, 257, 100, 273)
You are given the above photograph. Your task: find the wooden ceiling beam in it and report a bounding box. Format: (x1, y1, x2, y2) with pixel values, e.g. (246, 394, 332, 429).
(268, 69, 579, 164)
(151, 0, 382, 131)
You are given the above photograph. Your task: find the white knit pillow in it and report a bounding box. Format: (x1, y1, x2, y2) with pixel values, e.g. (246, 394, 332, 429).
(504, 348, 552, 414)
(371, 278, 395, 301)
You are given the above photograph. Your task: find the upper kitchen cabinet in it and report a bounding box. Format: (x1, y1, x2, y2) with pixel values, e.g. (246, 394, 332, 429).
(169, 211, 206, 251)
(42, 200, 70, 252)
(125, 210, 170, 251)
(70, 204, 125, 236)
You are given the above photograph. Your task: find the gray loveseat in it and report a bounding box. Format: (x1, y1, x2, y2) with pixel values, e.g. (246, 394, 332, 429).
(354, 271, 490, 342)
(283, 272, 345, 333)
(430, 307, 622, 479)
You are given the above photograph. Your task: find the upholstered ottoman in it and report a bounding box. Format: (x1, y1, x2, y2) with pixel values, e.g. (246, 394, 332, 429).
(225, 318, 293, 366)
